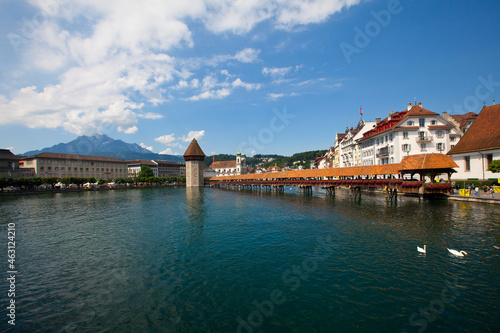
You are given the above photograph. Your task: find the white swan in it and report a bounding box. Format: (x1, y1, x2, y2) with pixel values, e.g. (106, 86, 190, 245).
(417, 245, 426, 254)
(448, 248, 468, 257)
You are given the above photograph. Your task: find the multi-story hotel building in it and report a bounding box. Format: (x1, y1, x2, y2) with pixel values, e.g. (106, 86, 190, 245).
(20, 153, 128, 180)
(359, 102, 462, 166)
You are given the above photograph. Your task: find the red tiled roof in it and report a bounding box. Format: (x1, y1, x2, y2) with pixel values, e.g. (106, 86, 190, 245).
(405, 105, 439, 117)
(210, 161, 236, 169)
(24, 152, 125, 162)
(399, 153, 458, 171)
(183, 139, 205, 161)
(126, 159, 157, 166)
(450, 112, 478, 128)
(447, 104, 500, 155)
(361, 105, 440, 140)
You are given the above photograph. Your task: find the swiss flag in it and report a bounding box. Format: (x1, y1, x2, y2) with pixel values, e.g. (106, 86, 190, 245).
(360, 107, 363, 116)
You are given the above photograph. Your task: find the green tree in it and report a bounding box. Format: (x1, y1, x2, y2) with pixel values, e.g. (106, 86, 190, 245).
(138, 165, 154, 178)
(97, 178, 105, 185)
(488, 160, 500, 173)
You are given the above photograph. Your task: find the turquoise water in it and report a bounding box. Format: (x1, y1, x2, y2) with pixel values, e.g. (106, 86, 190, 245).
(1, 187, 499, 332)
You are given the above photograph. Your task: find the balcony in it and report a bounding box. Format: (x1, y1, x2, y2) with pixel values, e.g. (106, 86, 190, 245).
(415, 135, 433, 143)
(376, 147, 390, 158)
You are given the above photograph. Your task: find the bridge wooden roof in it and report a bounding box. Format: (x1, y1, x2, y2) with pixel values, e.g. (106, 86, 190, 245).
(209, 153, 457, 181)
(209, 164, 401, 181)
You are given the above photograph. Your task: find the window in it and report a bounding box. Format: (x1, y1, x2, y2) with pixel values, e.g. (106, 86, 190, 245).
(40, 166, 44, 171)
(450, 136, 457, 142)
(437, 130, 443, 138)
(418, 131, 426, 140)
(451, 145, 455, 149)
(402, 144, 411, 152)
(419, 118, 425, 127)
(465, 156, 470, 171)
(40, 159, 44, 164)
(487, 154, 493, 166)
(403, 131, 409, 139)
(408, 121, 414, 126)
(431, 120, 437, 125)
(436, 143, 445, 151)
(421, 143, 427, 151)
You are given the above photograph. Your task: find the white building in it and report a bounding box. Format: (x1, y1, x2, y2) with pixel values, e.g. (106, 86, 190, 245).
(209, 151, 247, 176)
(359, 102, 462, 166)
(448, 103, 500, 181)
(337, 120, 376, 167)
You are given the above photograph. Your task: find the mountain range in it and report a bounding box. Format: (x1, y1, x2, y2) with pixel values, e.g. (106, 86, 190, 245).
(23, 134, 184, 162)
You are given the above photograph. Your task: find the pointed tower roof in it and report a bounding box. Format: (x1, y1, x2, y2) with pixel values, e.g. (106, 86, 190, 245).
(183, 139, 206, 161)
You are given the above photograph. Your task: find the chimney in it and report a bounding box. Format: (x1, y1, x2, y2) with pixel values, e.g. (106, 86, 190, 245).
(213, 156, 215, 164)
(388, 110, 393, 120)
(375, 117, 381, 124)
(418, 101, 423, 107)
(407, 102, 412, 111)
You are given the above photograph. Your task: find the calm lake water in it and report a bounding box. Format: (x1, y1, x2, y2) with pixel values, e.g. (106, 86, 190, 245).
(1, 187, 499, 332)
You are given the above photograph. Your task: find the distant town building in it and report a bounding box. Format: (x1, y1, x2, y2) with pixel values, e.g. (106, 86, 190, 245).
(336, 120, 376, 168)
(127, 160, 186, 178)
(20, 152, 128, 180)
(448, 103, 500, 180)
(442, 111, 478, 134)
(0, 149, 21, 178)
(333, 133, 346, 168)
(209, 151, 247, 176)
(359, 102, 462, 166)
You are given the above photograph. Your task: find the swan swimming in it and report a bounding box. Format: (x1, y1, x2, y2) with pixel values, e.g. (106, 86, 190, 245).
(448, 248, 467, 257)
(417, 245, 426, 254)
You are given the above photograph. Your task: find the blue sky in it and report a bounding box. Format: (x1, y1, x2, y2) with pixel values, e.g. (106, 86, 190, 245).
(1, 0, 499, 156)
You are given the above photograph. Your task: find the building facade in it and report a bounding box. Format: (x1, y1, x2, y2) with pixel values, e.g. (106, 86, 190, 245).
(127, 160, 186, 178)
(0, 149, 21, 178)
(448, 104, 500, 180)
(359, 102, 462, 166)
(20, 152, 128, 180)
(336, 120, 376, 168)
(209, 151, 247, 176)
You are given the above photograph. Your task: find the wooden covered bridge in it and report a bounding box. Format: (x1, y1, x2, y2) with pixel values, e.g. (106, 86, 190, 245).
(208, 153, 458, 199)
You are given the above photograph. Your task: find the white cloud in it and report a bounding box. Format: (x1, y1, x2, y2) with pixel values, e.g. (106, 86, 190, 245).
(137, 112, 163, 120)
(267, 93, 285, 100)
(262, 66, 293, 78)
(181, 130, 205, 142)
(155, 133, 177, 145)
(1, 0, 362, 135)
(232, 78, 261, 90)
(234, 48, 260, 63)
(122, 126, 138, 134)
(140, 143, 154, 152)
(187, 88, 231, 101)
(160, 148, 180, 155)
(295, 78, 327, 86)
